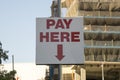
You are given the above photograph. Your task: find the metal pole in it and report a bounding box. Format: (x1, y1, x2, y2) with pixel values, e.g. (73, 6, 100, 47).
(58, 65, 62, 80)
(102, 63, 104, 80)
(12, 55, 15, 80)
(57, 0, 62, 80)
(57, 0, 61, 17)
(12, 55, 14, 71)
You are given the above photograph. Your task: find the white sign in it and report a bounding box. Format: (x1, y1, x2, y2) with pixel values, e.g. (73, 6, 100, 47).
(36, 17, 84, 64)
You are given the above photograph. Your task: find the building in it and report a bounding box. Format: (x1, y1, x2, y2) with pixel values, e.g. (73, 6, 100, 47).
(50, 0, 120, 80)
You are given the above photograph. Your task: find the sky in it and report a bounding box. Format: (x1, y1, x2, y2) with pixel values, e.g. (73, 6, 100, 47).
(0, 0, 53, 63)
(4, 63, 48, 80)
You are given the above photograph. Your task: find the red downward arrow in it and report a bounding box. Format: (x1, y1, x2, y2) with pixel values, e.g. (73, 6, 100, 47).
(56, 44, 65, 61)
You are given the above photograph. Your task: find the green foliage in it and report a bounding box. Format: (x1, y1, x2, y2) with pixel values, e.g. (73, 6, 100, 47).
(0, 70, 16, 80)
(0, 42, 16, 80)
(0, 42, 9, 64)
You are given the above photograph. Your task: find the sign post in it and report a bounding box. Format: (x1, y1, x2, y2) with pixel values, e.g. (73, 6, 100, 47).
(36, 17, 84, 80)
(36, 1, 84, 80)
(57, 1, 62, 80)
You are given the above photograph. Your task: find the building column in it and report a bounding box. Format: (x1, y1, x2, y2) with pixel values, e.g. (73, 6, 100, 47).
(80, 67, 86, 80)
(73, 66, 80, 80)
(73, 66, 86, 80)
(74, 68, 80, 80)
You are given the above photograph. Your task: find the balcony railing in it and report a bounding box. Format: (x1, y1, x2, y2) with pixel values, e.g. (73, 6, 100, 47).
(84, 47, 120, 62)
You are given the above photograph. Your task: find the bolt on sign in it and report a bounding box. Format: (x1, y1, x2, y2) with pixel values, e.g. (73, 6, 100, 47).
(36, 17, 84, 64)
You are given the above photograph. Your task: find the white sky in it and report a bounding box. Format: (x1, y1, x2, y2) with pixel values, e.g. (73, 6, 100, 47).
(0, 0, 52, 63)
(4, 63, 48, 80)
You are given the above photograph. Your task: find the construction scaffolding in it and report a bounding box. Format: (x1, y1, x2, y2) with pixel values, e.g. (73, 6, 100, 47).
(62, 0, 120, 80)
(49, 0, 120, 80)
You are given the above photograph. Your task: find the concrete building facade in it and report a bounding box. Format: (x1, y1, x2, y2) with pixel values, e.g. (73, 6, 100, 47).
(50, 0, 120, 80)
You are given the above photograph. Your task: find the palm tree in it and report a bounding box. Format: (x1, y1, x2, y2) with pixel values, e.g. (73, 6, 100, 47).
(0, 42, 8, 64)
